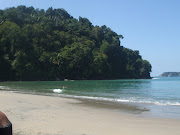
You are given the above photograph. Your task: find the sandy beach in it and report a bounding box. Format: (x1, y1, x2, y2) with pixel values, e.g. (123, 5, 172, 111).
(0, 91, 180, 135)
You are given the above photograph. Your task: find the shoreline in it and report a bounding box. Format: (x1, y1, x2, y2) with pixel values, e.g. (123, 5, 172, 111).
(1, 91, 180, 135)
(0, 77, 153, 82)
(1, 87, 180, 119)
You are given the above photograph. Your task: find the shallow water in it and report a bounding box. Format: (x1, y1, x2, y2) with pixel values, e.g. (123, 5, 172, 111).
(0, 77, 180, 118)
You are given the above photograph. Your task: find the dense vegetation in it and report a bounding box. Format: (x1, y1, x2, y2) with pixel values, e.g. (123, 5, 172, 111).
(0, 6, 151, 81)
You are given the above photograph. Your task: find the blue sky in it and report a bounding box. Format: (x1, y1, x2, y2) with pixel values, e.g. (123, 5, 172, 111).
(0, 0, 180, 76)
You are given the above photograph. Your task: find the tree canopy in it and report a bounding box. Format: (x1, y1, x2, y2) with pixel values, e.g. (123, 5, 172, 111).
(0, 6, 151, 81)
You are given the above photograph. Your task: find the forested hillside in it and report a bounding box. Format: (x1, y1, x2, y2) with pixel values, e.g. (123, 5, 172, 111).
(0, 6, 151, 80)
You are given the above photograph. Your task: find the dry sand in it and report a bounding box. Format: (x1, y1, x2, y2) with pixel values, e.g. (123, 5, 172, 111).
(0, 91, 180, 135)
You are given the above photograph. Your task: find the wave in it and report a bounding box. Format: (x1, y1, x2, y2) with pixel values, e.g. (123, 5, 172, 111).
(0, 86, 10, 90)
(59, 94, 180, 106)
(53, 89, 63, 93)
(0, 86, 5, 89)
(152, 78, 160, 80)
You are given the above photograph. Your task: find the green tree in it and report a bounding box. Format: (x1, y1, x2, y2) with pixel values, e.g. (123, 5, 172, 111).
(0, 6, 152, 80)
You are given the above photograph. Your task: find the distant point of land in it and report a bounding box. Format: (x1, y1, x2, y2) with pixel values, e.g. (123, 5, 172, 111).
(159, 72, 180, 77)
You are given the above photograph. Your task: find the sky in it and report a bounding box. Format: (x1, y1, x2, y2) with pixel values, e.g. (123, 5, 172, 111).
(0, 0, 180, 77)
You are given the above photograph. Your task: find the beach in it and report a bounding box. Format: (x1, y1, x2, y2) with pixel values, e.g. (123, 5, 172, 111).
(1, 91, 180, 135)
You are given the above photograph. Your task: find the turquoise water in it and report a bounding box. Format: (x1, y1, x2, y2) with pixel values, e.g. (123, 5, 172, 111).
(0, 77, 180, 118)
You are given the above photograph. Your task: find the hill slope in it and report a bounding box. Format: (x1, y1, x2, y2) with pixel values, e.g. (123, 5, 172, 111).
(0, 6, 152, 80)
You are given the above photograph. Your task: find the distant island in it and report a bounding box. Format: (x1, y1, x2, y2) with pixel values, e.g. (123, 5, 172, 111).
(0, 6, 152, 81)
(159, 72, 180, 77)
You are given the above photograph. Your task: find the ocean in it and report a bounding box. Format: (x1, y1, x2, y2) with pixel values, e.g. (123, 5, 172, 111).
(0, 77, 180, 118)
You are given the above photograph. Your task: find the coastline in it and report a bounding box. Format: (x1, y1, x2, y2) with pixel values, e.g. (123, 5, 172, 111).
(1, 91, 180, 135)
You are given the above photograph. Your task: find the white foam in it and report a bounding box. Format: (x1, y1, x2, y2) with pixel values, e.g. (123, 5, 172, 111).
(153, 101, 180, 106)
(59, 94, 180, 106)
(0, 86, 5, 89)
(53, 89, 63, 93)
(0, 86, 9, 89)
(117, 99, 180, 106)
(152, 78, 160, 80)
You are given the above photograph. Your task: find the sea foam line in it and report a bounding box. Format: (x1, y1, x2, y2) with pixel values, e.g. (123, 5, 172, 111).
(58, 94, 180, 106)
(0, 86, 6, 89)
(0, 86, 11, 90)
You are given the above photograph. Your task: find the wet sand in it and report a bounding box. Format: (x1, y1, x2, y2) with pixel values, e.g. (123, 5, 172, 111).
(1, 91, 180, 135)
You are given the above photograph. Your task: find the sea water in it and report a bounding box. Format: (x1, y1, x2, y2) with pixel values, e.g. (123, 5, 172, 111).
(0, 77, 180, 118)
